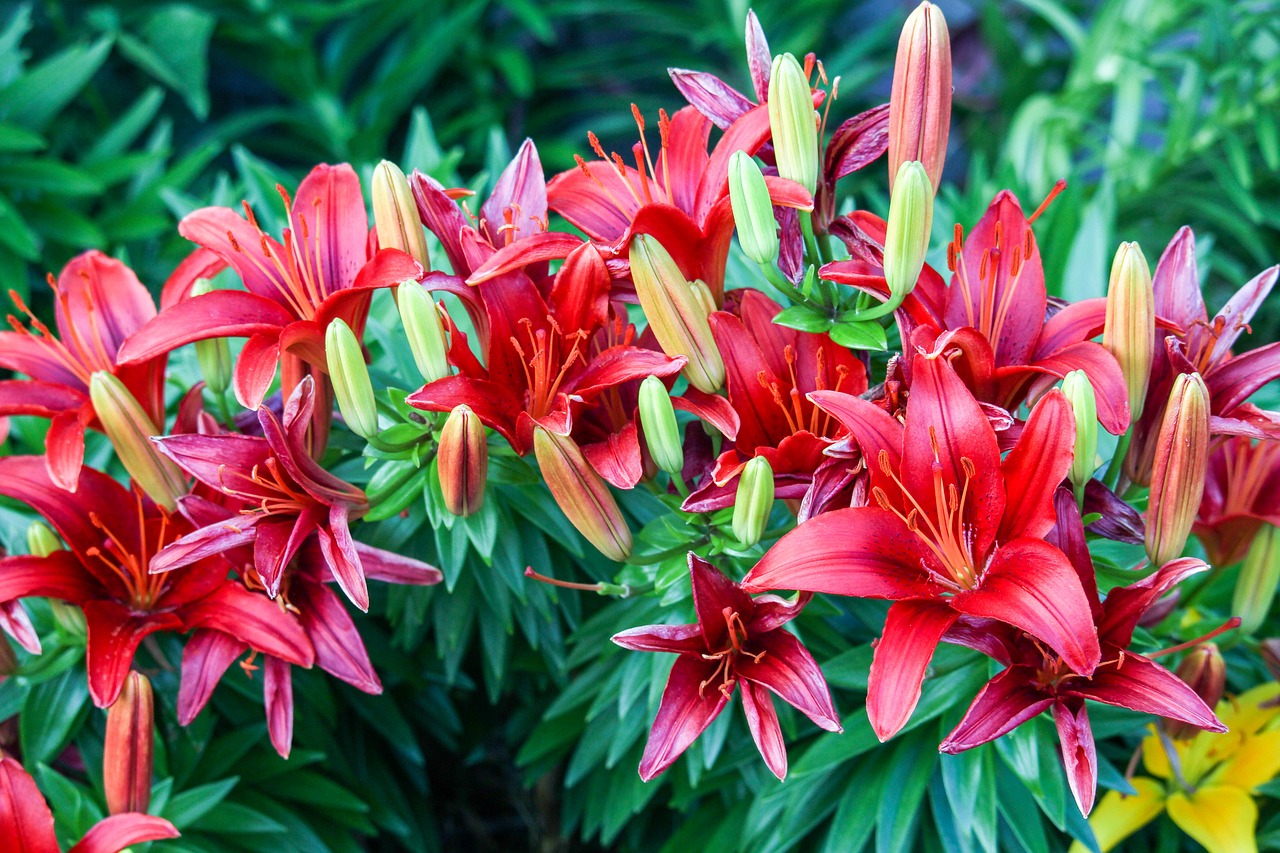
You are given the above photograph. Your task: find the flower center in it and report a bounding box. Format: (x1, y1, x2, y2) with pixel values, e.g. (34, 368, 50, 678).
(6, 284, 110, 386)
(216, 457, 316, 518)
(1219, 438, 1279, 517)
(509, 316, 589, 419)
(225, 187, 334, 321)
(698, 608, 766, 700)
(84, 492, 172, 610)
(574, 105, 675, 216)
(755, 344, 854, 438)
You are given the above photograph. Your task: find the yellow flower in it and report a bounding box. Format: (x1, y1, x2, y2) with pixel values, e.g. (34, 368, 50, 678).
(1073, 683, 1280, 853)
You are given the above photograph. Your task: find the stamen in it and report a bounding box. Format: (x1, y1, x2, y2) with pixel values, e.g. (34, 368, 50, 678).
(1027, 179, 1067, 224)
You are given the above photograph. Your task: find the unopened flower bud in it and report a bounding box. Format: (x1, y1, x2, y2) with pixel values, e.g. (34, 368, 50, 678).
(689, 279, 717, 318)
(325, 319, 379, 440)
(1103, 242, 1155, 421)
(1163, 644, 1225, 740)
(1061, 370, 1098, 491)
(733, 456, 775, 547)
(89, 372, 185, 511)
(104, 671, 154, 815)
(1233, 524, 1279, 634)
(398, 281, 451, 384)
(883, 161, 933, 301)
(728, 151, 778, 264)
(1261, 638, 1280, 682)
(189, 278, 232, 395)
(638, 376, 683, 475)
(888, 2, 952, 193)
(26, 521, 61, 557)
(372, 160, 430, 268)
(767, 53, 819, 194)
(437, 405, 487, 517)
(1145, 373, 1210, 567)
(533, 427, 632, 561)
(629, 235, 724, 393)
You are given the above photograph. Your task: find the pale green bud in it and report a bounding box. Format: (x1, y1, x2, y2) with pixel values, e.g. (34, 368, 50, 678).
(1234, 525, 1279, 635)
(398, 281, 451, 384)
(372, 160, 431, 268)
(728, 151, 778, 264)
(325, 319, 379, 440)
(1061, 370, 1098, 492)
(89, 372, 185, 511)
(767, 53, 819, 194)
(638, 376, 683, 475)
(1103, 242, 1155, 421)
(883, 161, 933, 301)
(26, 521, 61, 557)
(733, 456, 775, 547)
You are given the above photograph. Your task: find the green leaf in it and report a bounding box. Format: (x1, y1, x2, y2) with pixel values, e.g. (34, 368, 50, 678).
(162, 777, 240, 826)
(20, 669, 90, 765)
(116, 7, 215, 119)
(0, 122, 45, 153)
(772, 304, 833, 333)
(876, 736, 937, 852)
(190, 800, 287, 836)
(0, 36, 113, 131)
(0, 159, 103, 195)
(828, 320, 889, 351)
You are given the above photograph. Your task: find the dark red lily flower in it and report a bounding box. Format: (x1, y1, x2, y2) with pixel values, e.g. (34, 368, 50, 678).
(1126, 227, 1280, 483)
(0, 251, 169, 490)
(0, 756, 178, 853)
(0, 456, 313, 707)
(613, 554, 840, 781)
(1193, 437, 1280, 566)
(741, 343, 1102, 741)
(681, 289, 868, 515)
(940, 489, 1225, 815)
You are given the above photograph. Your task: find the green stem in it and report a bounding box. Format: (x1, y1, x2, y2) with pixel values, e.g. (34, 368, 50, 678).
(800, 212, 822, 282)
(673, 474, 691, 498)
(215, 388, 235, 427)
(1103, 429, 1133, 491)
(758, 261, 799, 305)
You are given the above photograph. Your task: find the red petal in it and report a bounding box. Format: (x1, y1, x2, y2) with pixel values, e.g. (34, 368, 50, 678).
(177, 629, 247, 725)
(1036, 298, 1108, 357)
(762, 175, 814, 211)
(825, 104, 891, 181)
(737, 628, 841, 733)
(611, 623, 705, 654)
(45, 408, 88, 492)
(263, 655, 294, 759)
(690, 554, 753, 649)
(0, 332, 82, 386)
(745, 10, 771, 102)
(940, 666, 1054, 752)
(290, 163, 368, 299)
(317, 504, 369, 612)
(998, 389, 1074, 542)
(0, 756, 60, 853)
(480, 139, 547, 245)
(84, 602, 183, 707)
(150, 516, 260, 575)
(1047, 487, 1102, 619)
(694, 103, 772, 224)
(548, 242, 610, 335)
(1151, 227, 1207, 336)
(547, 161, 644, 242)
(53, 252, 156, 364)
(0, 552, 99, 605)
(467, 232, 584, 285)
(179, 583, 314, 668)
(673, 387, 739, 440)
(1029, 341, 1131, 435)
(581, 421, 644, 490)
(1066, 653, 1224, 732)
(569, 346, 685, 402)
(1205, 341, 1280, 415)
(253, 512, 318, 597)
(116, 291, 293, 365)
(1096, 557, 1208, 647)
(0, 601, 41, 655)
(0, 457, 137, 567)
(161, 247, 225, 310)
(866, 599, 957, 741)
(637, 655, 728, 781)
(352, 543, 442, 586)
(808, 389, 904, 498)
(406, 375, 525, 451)
(668, 69, 753, 129)
(740, 679, 787, 780)
(711, 310, 793, 450)
(69, 815, 178, 853)
(233, 332, 281, 410)
(1053, 699, 1098, 816)
(0, 379, 88, 418)
(412, 170, 476, 277)
(1198, 265, 1277, 366)
(294, 582, 381, 693)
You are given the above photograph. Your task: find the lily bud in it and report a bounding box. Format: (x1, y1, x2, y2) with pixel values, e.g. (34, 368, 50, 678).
(372, 160, 430, 268)
(888, 2, 952, 193)
(1145, 373, 1210, 567)
(728, 151, 779, 264)
(398, 281, 451, 384)
(767, 53, 819, 194)
(89, 372, 185, 511)
(629, 235, 725, 393)
(26, 521, 61, 557)
(1261, 638, 1280, 682)
(732, 456, 775, 547)
(1061, 370, 1098, 491)
(437, 404, 487, 517)
(1233, 524, 1279, 634)
(190, 278, 232, 395)
(1103, 242, 1155, 421)
(638, 376, 683, 475)
(1163, 644, 1225, 740)
(533, 427, 632, 561)
(689, 279, 717, 319)
(104, 671, 154, 815)
(882, 161, 933, 302)
(325, 319, 379, 440)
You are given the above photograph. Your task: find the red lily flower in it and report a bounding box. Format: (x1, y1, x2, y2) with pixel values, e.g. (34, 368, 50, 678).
(681, 289, 868, 515)
(0, 251, 168, 490)
(940, 490, 1225, 815)
(1193, 437, 1280, 567)
(741, 343, 1102, 741)
(0, 756, 178, 853)
(1127, 227, 1280, 483)
(0, 456, 313, 707)
(612, 554, 840, 781)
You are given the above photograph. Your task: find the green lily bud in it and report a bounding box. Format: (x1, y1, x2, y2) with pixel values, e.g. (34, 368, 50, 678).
(889, 2, 952, 193)
(882, 161, 933, 303)
(728, 151, 778, 264)
(1233, 524, 1279, 635)
(437, 404, 487, 517)
(397, 281, 451, 384)
(767, 53, 819, 194)
(89, 372, 185, 511)
(1103, 242, 1155, 421)
(325, 319, 379, 440)
(629, 235, 725, 393)
(26, 521, 61, 557)
(533, 427, 632, 561)
(189, 278, 232, 395)
(1145, 372, 1210, 567)
(689, 279, 717, 318)
(372, 160, 431, 268)
(732, 456, 775, 547)
(1163, 644, 1225, 740)
(1061, 370, 1098, 492)
(104, 671, 154, 815)
(638, 376, 683, 475)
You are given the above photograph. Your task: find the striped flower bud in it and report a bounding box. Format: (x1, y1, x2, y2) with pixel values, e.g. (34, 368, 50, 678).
(398, 281, 451, 384)
(629, 235, 724, 393)
(1163, 644, 1225, 740)
(1103, 242, 1155, 421)
(26, 521, 61, 557)
(372, 160, 430, 268)
(638, 376, 683, 475)
(533, 427, 632, 561)
(1233, 524, 1279, 634)
(689, 279, 717, 318)
(325, 318, 379, 440)
(437, 404, 487, 517)
(89, 372, 185, 511)
(732, 456, 775, 547)
(888, 2, 951, 193)
(1061, 370, 1098, 492)
(1145, 373, 1210, 567)
(767, 53, 819, 194)
(190, 278, 232, 395)
(104, 671, 154, 815)
(728, 151, 779, 264)
(882, 161, 933, 302)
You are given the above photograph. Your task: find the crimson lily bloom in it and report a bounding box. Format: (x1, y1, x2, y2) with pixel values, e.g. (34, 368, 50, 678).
(0, 456, 312, 707)
(742, 344, 1102, 741)
(0, 251, 168, 490)
(1192, 437, 1280, 566)
(681, 289, 868, 515)
(940, 491, 1225, 815)
(613, 554, 840, 781)
(0, 756, 178, 853)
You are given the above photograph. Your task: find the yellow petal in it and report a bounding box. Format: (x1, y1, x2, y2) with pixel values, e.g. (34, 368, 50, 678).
(1141, 728, 1172, 779)
(1218, 683, 1280, 735)
(1213, 730, 1280, 790)
(1166, 786, 1257, 853)
(1071, 777, 1165, 853)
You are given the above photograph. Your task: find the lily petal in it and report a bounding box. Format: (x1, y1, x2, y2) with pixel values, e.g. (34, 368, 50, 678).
(116, 291, 294, 365)
(612, 623, 706, 655)
(0, 757, 61, 853)
(233, 332, 281, 410)
(998, 388, 1075, 542)
(740, 679, 787, 780)
(866, 598, 957, 741)
(316, 504, 369, 612)
(264, 655, 294, 758)
(1067, 653, 1224, 731)
(1054, 699, 1098, 816)
(84, 601, 184, 707)
(737, 628, 842, 733)
(177, 629, 247, 725)
(1166, 786, 1257, 853)
(294, 579, 381, 693)
(637, 655, 728, 781)
(69, 813, 179, 853)
(1097, 557, 1208, 646)
(0, 552, 100, 605)
(941, 666, 1054, 752)
(179, 583, 314, 668)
